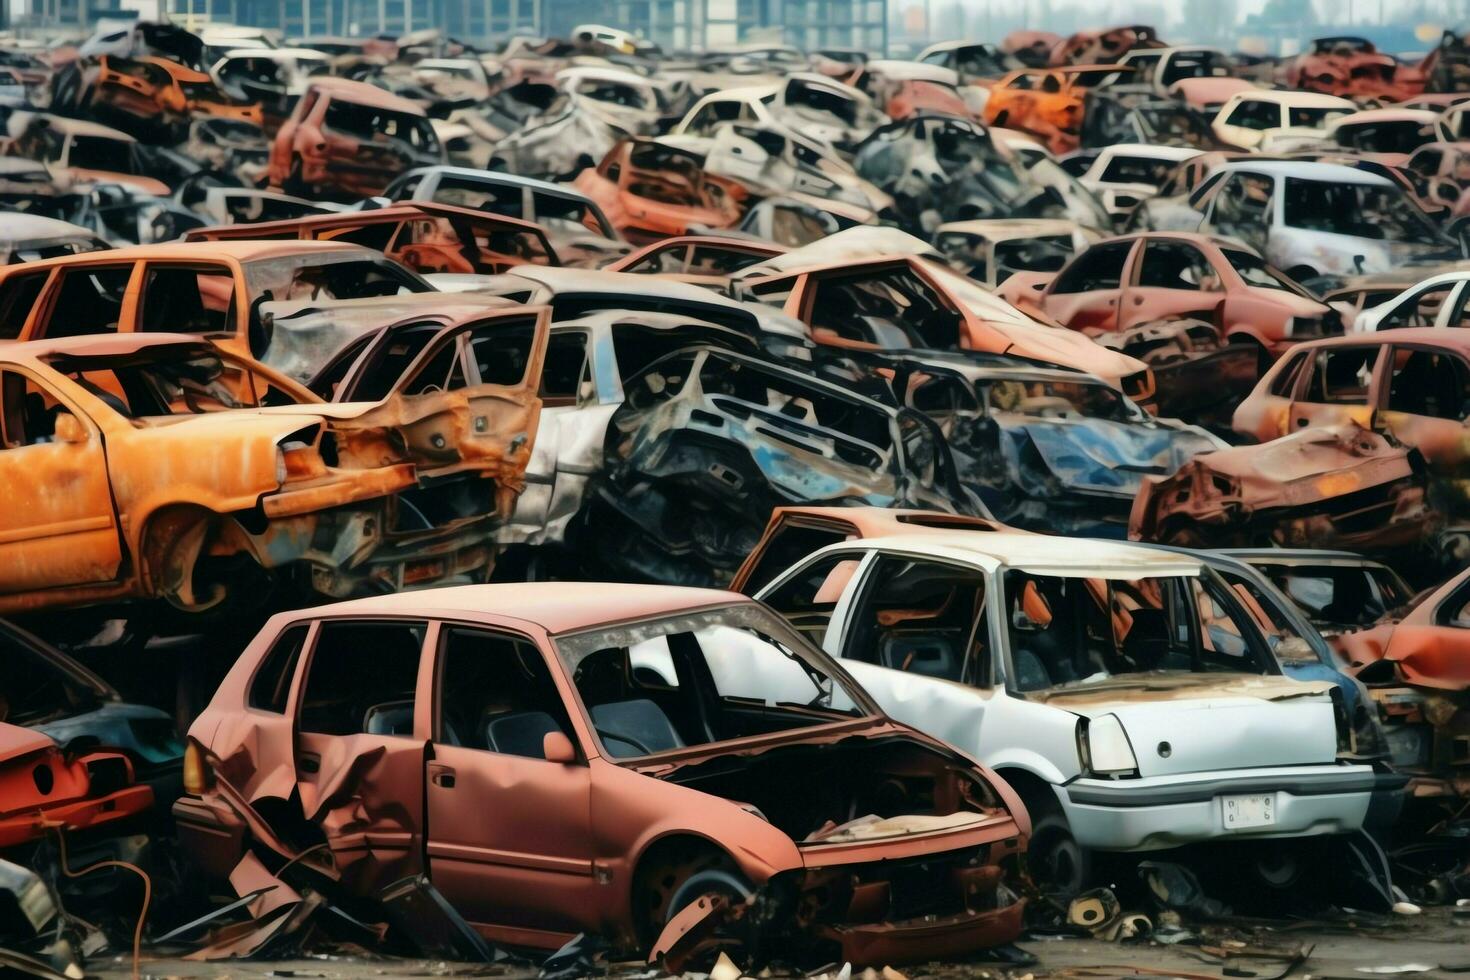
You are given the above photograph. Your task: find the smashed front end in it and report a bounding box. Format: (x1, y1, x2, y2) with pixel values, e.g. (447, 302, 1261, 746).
(1097, 318, 1259, 430)
(1130, 422, 1440, 554)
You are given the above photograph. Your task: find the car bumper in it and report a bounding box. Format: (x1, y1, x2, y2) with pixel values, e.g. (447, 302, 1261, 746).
(1058, 764, 1379, 851)
(817, 898, 1026, 966)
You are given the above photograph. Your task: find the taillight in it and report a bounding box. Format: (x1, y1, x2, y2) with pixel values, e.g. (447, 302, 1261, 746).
(183, 742, 213, 795)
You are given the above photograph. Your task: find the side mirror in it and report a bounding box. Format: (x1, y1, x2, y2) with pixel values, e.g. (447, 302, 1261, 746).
(54, 412, 87, 444)
(542, 731, 577, 764)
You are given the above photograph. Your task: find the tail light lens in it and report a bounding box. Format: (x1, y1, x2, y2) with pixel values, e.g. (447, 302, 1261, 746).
(183, 742, 214, 795)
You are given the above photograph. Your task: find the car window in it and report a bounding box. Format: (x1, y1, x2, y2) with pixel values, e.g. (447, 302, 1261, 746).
(38, 265, 133, 338)
(298, 620, 426, 737)
(1302, 346, 1377, 405)
(0, 270, 49, 340)
(0, 371, 68, 446)
(539, 330, 589, 406)
(1211, 173, 1273, 231)
(249, 624, 309, 713)
(1136, 240, 1217, 290)
(759, 551, 862, 645)
(1269, 350, 1310, 397)
(807, 265, 960, 349)
(1386, 346, 1470, 420)
(1224, 99, 1277, 130)
(844, 555, 990, 685)
(435, 626, 574, 758)
(1050, 240, 1132, 293)
(139, 264, 237, 335)
(1381, 283, 1456, 329)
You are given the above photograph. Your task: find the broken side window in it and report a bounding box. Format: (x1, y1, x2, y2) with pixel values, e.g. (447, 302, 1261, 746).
(0, 269, 48, 340)
(1381, 284, 1456, 329)
(1268, 350, 1310, 397)
(538, 330, 589, 406)
(248, 624, 309, 713)
(38, 264, 133, 338)
(435, 626, 573, 758)
(806, 266, 960, 348)
(1223, 98, 1277, 130)
(1136, 241, 1217, 291)
(466, 318, 536, 387)
(1302, 346, 1377, 405)
(747, 537, 857, 606)
(1386, 346, 1470, 420)
(845, 555, 989, 684)
(1050, 240, 1131, 294)
(139, 264, 237, 335)
(298, 620, 426, 737)
(0, 371, 65, 445)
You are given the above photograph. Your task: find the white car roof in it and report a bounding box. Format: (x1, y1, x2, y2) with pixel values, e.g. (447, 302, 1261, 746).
(821, 532, 1204, 578)
(1211, 159, 1392, 186)
(1229, 90, 1355, 109)
(1099, 143, 1204, 162)
(865, 59, 960, 84)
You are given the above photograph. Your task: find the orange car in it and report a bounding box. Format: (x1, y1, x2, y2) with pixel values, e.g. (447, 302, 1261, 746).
(185, 202, 563, 275)
(981, 65, 1130, 154)
(270, 77, 444, 199)
(86, 55, 262, 138)
(573, 138, 745, 245)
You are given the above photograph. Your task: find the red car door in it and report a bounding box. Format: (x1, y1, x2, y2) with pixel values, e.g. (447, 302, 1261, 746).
(1040, 238, 1138, 335)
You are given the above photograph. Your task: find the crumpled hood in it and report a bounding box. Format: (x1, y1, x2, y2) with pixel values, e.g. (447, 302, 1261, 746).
(1002, 415, 1217, 497)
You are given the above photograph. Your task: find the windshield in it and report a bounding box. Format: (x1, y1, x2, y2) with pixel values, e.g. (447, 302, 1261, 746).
(1222, 248, 1301, 292)
(1253, 562, 1412, 629)
(1288, 106, 1349, 128)
(0, 628, 108, 726)
(44, 347, 307, 419)
(555, 604, 869, 758)
(1004, 570, 1273, 694)
(1334, 120, 1434, 156)
(982, 376, 1136, 421)
(244, 254, 429, 302)
(68, 135, 133, 173)
(1100, 154, 1177, 186)
(1282, 177, 1444, 245)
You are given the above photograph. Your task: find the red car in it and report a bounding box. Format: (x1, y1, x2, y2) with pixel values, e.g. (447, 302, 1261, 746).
(175, 583, 1028, 967)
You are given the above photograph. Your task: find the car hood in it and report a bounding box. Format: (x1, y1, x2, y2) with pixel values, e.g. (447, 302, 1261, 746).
(1241, 285, 1330, 315)
(1038, 673, 1340, 777)
(1000, 414, 1218, 497)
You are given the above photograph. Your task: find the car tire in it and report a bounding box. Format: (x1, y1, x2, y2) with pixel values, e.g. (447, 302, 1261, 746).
(659, 867, 758, 968)
(1028, 811, 1091, 897)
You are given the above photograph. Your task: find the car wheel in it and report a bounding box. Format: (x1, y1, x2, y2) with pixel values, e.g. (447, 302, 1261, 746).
(1028, 811, 1091, 897)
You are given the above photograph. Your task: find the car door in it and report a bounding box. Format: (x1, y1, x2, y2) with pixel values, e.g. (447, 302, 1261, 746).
(0, 368, 123, 595)
(1287, 344, 1383, 432)
(1205, 172, 1274, 253)
(293, 617, 431, 894)
(1119, 238, 1225, 329)
(1040, 238, 1137, 334)
(1376, 343, 1470, 471)
(425, 623, 594, 945)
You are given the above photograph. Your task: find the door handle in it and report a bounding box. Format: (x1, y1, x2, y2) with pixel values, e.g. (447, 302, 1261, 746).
(1132, 295, 1144, 305)
(298, 753, 320, 774)
(1295, 417, 1309, 428)
(429, 765, 456, 789)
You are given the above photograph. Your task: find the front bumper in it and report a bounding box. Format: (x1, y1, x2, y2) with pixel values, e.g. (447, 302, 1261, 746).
(1058, 764, 1380, 851)
(818, 897, 1025, 966)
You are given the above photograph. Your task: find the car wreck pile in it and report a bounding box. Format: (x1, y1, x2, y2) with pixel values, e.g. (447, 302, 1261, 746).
(7, 14, 1470, 979)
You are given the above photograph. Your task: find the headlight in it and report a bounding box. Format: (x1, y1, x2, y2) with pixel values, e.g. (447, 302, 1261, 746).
(1079, 714, 1138, 776)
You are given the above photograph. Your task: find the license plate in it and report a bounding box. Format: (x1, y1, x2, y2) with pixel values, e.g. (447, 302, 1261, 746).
(1220, 793, 1276, 830)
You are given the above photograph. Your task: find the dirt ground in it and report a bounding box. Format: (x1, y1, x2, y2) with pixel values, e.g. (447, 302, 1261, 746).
(82, 907, 1470, 980)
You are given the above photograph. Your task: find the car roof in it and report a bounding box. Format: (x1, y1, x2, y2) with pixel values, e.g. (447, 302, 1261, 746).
(1219, 547, 1393, 566)
(306, 76, 426, 115)
(1293, 326, 1470, 350)
(293, 582, 749, 635)
(1099, 143, 1203, 160)
(3, 331, 236, 361)
(0, 239, 370, 270)
(404, 165, 595, 199)
(1212, 159, 1391, 185)
(1328, 108, 1440, 127)
(830, 531, 1203, 577)
(936, 218, 1081, 239)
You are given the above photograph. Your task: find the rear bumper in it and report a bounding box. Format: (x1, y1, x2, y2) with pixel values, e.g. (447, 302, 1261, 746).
(1059, 764, 1378, 851)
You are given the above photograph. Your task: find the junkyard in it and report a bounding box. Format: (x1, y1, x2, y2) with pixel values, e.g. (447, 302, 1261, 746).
(11, 3, 1470, 979)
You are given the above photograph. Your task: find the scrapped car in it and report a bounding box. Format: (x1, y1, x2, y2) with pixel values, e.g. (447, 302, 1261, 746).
(1327, 109, 1440, 166)
(1015, 231, 1339, 361)
(1110, 45, 1233, 98)
(732, 235, 1154, 400)
(0, 240, 438, 378)
(176, 583, 1028, 966)
(184, 202, 562, 275)
(931, 218, 1092, 288)
(1050, 25, 1163, 66)
(1350, 269, 1470, 333)
(1209, 90, 1354, 151)
(1233, 330, 1470, 534)
(1075, 144, 1202, 222)
(1171, 76, 1257, 116)
(1226, 550, 1414, 644)
(674, 74, 887, 153)
(0, 214, 107, 263)
(1131, 421, 1438, 554)
(386, 165, 628, 267)
(483, 91, 627, 179)
(270, 77, 443, 199)
(555, 65, 663, 135)
(590, 345, 980, 585)
(848, 60, 978, 122)
(886, 352, 1221, 534)
(748, 529, 1385, 894)
(915, 40, 1021, 82)
(604, 236, 786, 286)
(1286, 36, 1424, 102)
(5, 113, 169, 196)
(1197, 160, 1462, 280)
(0, 721, 155, 849)
(84, 54, 262, 140)
(181, 116, 271, 183)
(574, 137, 746, 244)
(1002, 30, 1063, 68)
(210, 47, 333, 131)
(981, 65, 1129, 154)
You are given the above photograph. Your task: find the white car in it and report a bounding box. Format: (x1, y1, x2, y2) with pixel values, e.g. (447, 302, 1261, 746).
(1113, 45, 1232, 98)
(750, 531, 1381, 892)
(1077, 143, 1202, 221)
(1351, 268, 1470, 332)
(1197, 159, 1460, 279)
(1210, 90, 1354, 151)
(674, 73, 886, 151)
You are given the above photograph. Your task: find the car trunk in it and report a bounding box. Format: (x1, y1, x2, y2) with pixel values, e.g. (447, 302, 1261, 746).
(1044, 675, 1341, 778)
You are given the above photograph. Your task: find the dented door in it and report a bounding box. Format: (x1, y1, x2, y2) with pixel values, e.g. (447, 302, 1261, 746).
(294, 618, 432, 894)
(1287, 345, 1383, 434)
(1376, 344, 1470, 473)
(0, 371, 122, 594)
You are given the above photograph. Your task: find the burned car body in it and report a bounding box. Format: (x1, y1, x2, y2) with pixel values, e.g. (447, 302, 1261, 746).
(888, 353, 1221, 535)
(931, 218, 1092, 288)
(574, 137, 746, 245)
(589, 345, 980, 586)
(176, 583, 1028, 966)
(749, 530, 1385, 895)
